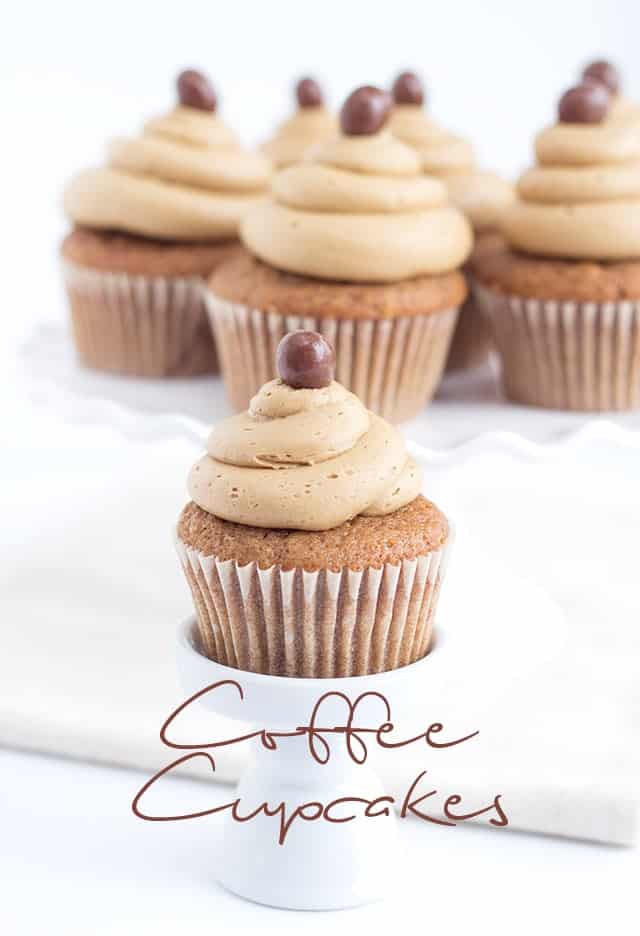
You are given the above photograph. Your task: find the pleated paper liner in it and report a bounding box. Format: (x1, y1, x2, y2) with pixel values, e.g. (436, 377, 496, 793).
(476, 283, 640, 410)
(445, 279, 494, 372)
(62, 259, 218, 377)
(205, 292, 459, 422)
(176, 537, 450, 678)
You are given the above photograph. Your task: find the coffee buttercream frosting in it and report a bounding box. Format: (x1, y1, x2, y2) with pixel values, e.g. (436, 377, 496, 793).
(504, 119, 640, 259)
(64, 106, 271, 242)
(188, 378, 422, 531)
(241, 129, 471, 282)
(262, 107, 337, 168)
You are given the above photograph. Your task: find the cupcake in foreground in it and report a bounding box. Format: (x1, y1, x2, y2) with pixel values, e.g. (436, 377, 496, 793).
(177, 331, 450, 677)
(261, 77, 336, 168)
(390, 71, 515, 372)
(62, 69, 271, 377)
(207, 85, 472, 422)
(472, 81, 640, 410)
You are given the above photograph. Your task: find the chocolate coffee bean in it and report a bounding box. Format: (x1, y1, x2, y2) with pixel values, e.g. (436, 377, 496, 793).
(296, 77, 323, 108)
(276, 331, 336, 389)
(177, 69, 217, 111)
(557, 82, 610, 124)
(582, 59, 621, 95)
(340, 85, 392, 135)
(391, 71, 424, 106)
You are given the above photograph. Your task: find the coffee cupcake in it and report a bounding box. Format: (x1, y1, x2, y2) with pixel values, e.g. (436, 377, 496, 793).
(177, 331, 450, 677)
(62, 69, 271, 377)
(472, 81, 640, 410)
(206, 85, 471, 422)
(261, 77, 336, 168)
(390, 71, 514, 372)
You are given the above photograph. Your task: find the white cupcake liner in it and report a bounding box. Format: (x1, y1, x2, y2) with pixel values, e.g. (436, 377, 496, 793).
(445, 275, 494, 372)
(476, 283, 640, 411)
(62, 259, 218, 377)
(204, 292, 458, 422)
(176, 537, 449, 678)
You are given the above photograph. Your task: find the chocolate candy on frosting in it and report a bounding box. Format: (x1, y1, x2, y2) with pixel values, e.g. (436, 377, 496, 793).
(296, 77, 324, 108)
(177, 69, 217, 112)
(391, 71, 424, 106)
(277, 330, 335, 389)
(340, 86, 392, 136)
(582, 59, 621, 95)
(558, 82, 610, 124)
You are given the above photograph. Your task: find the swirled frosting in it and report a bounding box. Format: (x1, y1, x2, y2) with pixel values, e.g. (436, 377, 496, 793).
(241, 129, 471, 282)
(390, 105, 514, 232)
(64, 106, 271, 242)
(262, 107, 337, 168)
(504, 119, 640, 259)
(188, 379, 422, 531)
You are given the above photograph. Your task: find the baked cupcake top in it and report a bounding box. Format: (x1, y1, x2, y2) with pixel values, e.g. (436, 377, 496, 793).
(504, 81, 640, 260)
(241, 85, 472, 283)
(261, 77, 337, 169)
(63, 69, 271, 242)
(389, 72, 514, 233)
(187, 331, 422, 531)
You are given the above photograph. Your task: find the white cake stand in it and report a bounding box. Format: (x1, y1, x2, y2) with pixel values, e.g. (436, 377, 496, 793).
(175, 551, 566, 914)
(176, 617, 447, 911)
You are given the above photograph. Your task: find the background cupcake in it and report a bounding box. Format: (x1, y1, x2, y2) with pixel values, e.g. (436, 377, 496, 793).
(261, 77, 336, 168)
(177, 331, 450, 678)
(62, 69, 271, 377)
(206, 85, 471, 423)
(472, 80, 640, 410)
(390, 71, 514, 372)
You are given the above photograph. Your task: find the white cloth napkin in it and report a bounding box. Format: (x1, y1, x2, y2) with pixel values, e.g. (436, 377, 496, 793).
(1, 410, 639, 845)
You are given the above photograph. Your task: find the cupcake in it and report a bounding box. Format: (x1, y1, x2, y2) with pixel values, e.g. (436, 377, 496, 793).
(62, 69, 271, 377)
(472, 81, 640, 410)
(176, 330, 450, 677)
(261, 77, 336, 168)
(206, 85, 472, 422)
(390, 71, 514, 371)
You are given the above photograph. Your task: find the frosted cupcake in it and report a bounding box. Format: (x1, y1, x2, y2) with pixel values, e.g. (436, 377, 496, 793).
(177, 330, 450, 677)
(62, 69, 271, 377)
(472, 81, 640, 410)
(261, 77, 336, 168)
(390, 71, 514, 371)
(206, 86, 472, 422)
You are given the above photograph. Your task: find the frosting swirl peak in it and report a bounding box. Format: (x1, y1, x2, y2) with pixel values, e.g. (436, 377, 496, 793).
(64, 105, 271, 242)
(242, 128, 471, 282)
(188, 379, 422, 531)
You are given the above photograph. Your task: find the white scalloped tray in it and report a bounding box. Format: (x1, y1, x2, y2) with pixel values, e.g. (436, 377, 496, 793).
(19, 321, 640, 453)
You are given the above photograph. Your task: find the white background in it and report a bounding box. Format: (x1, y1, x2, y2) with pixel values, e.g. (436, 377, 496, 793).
(2, 2, 640, 933)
